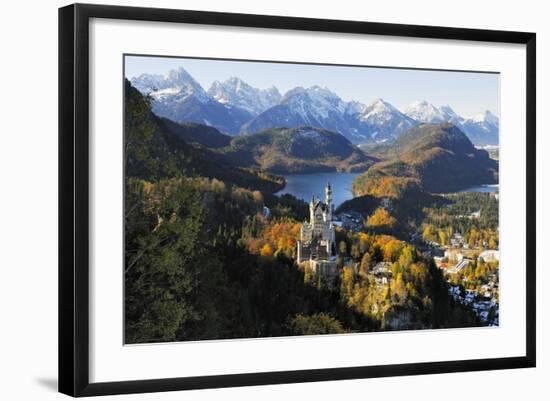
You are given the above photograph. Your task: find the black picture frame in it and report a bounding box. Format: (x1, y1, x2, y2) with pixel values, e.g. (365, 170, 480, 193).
(59, 3, 536, 397)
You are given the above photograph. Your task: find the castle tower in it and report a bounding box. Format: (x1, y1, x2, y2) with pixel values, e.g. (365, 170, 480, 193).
(325, 182, 332, 221)
(310, 194, 316, 228)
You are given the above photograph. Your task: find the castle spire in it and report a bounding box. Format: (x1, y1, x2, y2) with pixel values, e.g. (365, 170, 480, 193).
(326, 181, 332, 220)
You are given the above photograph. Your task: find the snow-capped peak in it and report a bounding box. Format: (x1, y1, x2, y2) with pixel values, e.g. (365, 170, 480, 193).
(129, 73, 167, 94)
(166, 67, 195, 84)
(207, 76, 281, 115)
(403, 100, 446, 123)
(471, 110, 499, 126)
(225, 76, 246, 93)
(353, 98, 416, 143)
(305, 86, 346, 113)
(361, 98, 401, 121)
(377, 99, 392, 111)
(279, 85, 347, 118)
(131, 67, 209, 103)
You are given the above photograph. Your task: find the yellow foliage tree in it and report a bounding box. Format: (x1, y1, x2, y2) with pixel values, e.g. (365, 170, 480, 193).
(359, 252, 372, 275)
(340, 267, 355, 301)
(367, 208, 397, 229)
(383, 239, 405, 262)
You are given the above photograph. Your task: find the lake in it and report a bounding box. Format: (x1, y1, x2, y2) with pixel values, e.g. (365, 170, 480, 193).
(457, 184, 499, 193)
(275, 172, 360, 207)
(276, 174, 498, 206)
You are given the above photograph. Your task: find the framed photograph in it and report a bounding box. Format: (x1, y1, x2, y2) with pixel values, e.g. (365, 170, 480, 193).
(59, 3, 536, 397)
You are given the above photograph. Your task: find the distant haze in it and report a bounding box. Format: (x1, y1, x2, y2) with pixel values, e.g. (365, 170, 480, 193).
(125, 55, 499, 118)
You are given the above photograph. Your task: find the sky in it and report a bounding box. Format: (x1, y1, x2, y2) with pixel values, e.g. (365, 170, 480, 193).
(124, 55, 499, 118)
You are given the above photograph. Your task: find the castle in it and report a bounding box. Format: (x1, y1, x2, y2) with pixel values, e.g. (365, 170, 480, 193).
(296, 182, 338, 276)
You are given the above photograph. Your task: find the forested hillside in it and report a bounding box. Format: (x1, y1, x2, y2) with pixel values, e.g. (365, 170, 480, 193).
(353, 123, 498, 194)
(220, 126, 377, 174)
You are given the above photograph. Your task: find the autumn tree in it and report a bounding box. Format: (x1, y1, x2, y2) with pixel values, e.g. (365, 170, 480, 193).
(359, 252, 372, 275)
(260, 243, 274, 257)
(366, 208, 398, 234)
(382, 239, 405, 262)
(288, 313, 345, 335)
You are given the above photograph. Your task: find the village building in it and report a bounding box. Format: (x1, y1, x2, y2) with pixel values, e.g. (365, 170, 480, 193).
(297, 182, 337, 276)
(478, 249, 500, 263)
(444, 249, 464, 262)
(450, 258, 471, 273)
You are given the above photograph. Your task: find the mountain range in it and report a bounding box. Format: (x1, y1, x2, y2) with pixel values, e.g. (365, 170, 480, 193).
(126, 78, 376, 179)
(402, 100, 499, 146)
(130, 67, 499, 145)
(208, 77, 282, 115)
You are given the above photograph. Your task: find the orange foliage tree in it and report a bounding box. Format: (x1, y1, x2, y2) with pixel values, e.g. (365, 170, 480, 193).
(245, 219, 302, 259)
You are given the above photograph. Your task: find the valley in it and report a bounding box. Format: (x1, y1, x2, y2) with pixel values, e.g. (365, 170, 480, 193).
(123, 62, 500, 343)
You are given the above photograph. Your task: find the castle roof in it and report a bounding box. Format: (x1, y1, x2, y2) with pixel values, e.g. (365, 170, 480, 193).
(312, 199, 329, 213)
